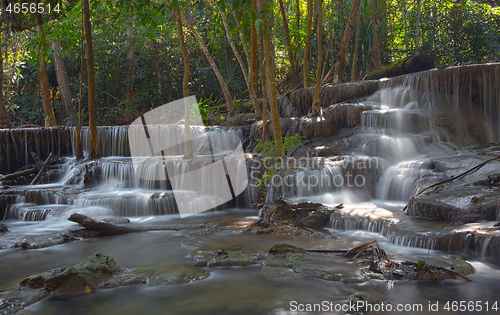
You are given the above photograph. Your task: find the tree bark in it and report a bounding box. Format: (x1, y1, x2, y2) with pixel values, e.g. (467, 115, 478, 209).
(0, 32, 12, 129)
(52, 42, 74, 123)
(351, 12, 361, 81)
(278, 0, 298, 89)
(323, 0, 361, 84)
(312, 0, 323, 113)
(212, 1, 258, 117)
(172, 3, 193, 159)
(228, 2, 250, 65)
(260, 0, 284, 157)
(122, 33, 135, 125)
(35, 4, 57, 127)
(82, 0, 99, 159)
(75, 5, 85, 160)
(303, 0, 313, 88)
(371, 0, 381, 67)
(257, 15, 269, 140)
(250, 0, 262, 118)
(402, 0, 408, 54)
(182, 15, 234, 116)
(415, 0, 423, 54)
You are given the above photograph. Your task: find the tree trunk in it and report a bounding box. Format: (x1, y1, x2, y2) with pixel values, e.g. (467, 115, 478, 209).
(121, 34, 135, 125)
(260, 0, 284, 157)
(371, 0, 381, 67)
(303, 0, 313, 88)
(52, 42, 74, 124)
(0, 32, 12, 129)
(250, 0, 262, 118)
(228, 2, 250, 64)
(257, 15, 269, 140)
(35, 5, 57, 127)
(323, 0, 361, 84)
(212, 1, 260, 117)
(75, 6, 85, 160)
(172, 3, 193, 159)
(312, 0, 323, 113)
(182, 16, 234, 116)
(351, 12, 361, 81)
(415, 0, 423, 54)
(402, 0, 408, 54)
(278, 0, 298, 89)
(82, 0, 99, 159)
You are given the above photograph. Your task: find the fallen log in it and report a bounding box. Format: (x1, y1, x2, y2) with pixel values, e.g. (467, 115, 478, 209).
(68, 213, 204, 237)
(69, 213, 142, 235)
(31, 153, 53, 185)
(0, 166, 40, 181)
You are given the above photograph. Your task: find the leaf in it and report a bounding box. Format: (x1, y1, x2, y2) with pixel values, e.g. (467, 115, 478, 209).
(255, 19, 261, 30)
(288, 256, 298, 261)
(85, 285, 91, 293)
(230, 251, 242, 255)
(417, 260, 425, 269)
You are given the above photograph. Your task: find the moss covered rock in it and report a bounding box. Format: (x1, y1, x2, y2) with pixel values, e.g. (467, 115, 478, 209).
(365, 54, 435, 80)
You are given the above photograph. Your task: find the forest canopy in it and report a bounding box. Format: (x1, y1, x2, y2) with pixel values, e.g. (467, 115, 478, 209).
(1, 0, 499, 127)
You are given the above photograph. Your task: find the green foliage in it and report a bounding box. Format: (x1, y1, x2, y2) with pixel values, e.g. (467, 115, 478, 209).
(253, 134, 304, 190)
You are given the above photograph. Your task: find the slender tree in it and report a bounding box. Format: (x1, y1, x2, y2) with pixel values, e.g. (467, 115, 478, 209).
(35, 0, 57, 127)
(312, 0, 323, 113)
(182, 15, 234, 116)
(172, 1, 193, 159)
(402, 0, 408, 54)
(278, 0, 298, 89)
(323, 0, 361, 84)
(82, 0, 99, 159)
(249, 0, 262, 118)
(0, 33, 12, 129)
(303, 0, 313, 87)
(211, 0, 261, 117)
(260, 0, 284, 157)
(257, 9, 270, 140)
(52, 42, 74, 123)
(415, 0, 423, 54)
(371, 0, 381, 67)
(0, 5, 12, 129)
(351, 12, 361, 81)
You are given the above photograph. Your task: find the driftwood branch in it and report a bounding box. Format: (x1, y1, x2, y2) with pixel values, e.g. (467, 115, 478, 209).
(69, 213, 142, 235)
(68, 213, 200, 236)
(403, 155, 500, 211)
(0, 167, 39, 181)
(31, 153, 53, 185)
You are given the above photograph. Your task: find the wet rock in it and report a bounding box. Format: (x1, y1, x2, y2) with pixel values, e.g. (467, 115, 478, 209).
(345, 291, 384, 314)
(20, 252, 122, 296)
(248, 201, 333, 237)
(0, 253, 122, 314)
(406, 190, 500, 224)
(0, 223, 7, 234)
(278, 81, 378, 117)
(268, 243, 307, 256)
(130, 264, 209, 286)
(223, 113, 257, 126)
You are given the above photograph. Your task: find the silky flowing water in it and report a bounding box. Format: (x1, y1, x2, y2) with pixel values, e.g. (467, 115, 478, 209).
(2, 65, 500, 314)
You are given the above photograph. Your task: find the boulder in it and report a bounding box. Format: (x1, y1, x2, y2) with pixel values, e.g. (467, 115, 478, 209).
(365, 54, 435, 80)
